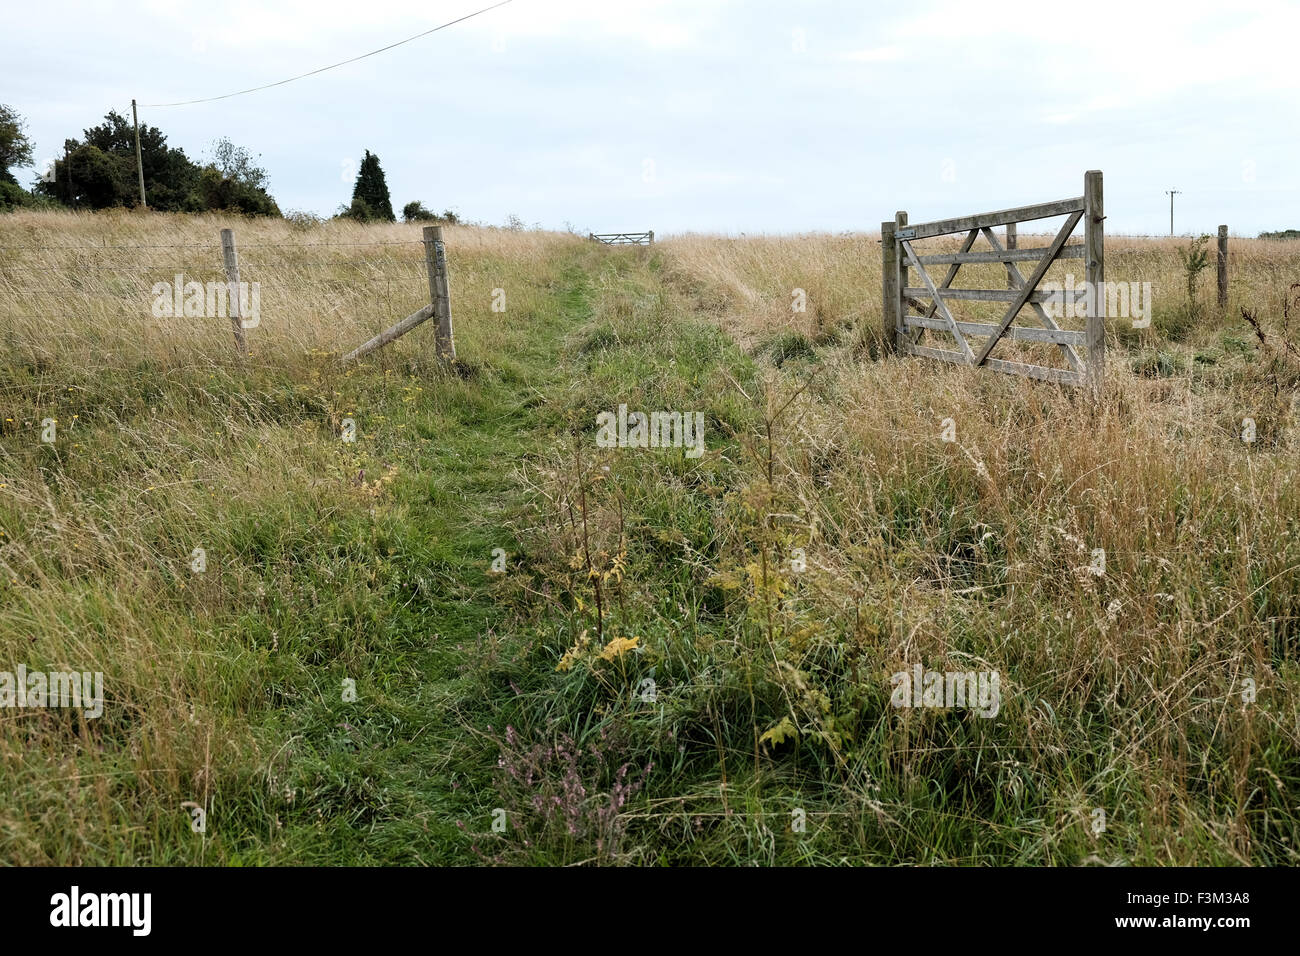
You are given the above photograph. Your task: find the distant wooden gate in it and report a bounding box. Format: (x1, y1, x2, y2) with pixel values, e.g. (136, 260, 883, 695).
(882, 170, 1104, 389)
(590, 231, 654, 245)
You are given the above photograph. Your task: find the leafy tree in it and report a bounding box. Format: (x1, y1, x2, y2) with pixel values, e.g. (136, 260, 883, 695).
(33, 111, 279, 215)
(401, 201, 462, 225)
(85, 111, 201, 210)
(0, 181, 32, 211)
(191, 138, 280, 216)
(63, 144, 127, 208)
(351, 150, 394, 222)
(402, 200, 436, 222)
(207, 137, 270, 192)
(193, 164, 281, 217)
(34, 110, 192, 210)
(0, 104, 34, 185)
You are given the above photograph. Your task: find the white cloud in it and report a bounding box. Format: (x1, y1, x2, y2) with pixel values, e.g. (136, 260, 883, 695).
(3, 0, 1294, 233)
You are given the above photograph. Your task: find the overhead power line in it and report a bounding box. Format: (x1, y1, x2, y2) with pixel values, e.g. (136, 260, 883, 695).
(139, 0, 515, 108)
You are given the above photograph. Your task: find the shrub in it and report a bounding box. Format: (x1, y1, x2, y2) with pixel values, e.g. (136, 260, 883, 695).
(1176, 233, 1212, 305)
(402, 201, 437, 222)
(336, 197, 375, 222)
(189, 165, 281, 216)
(0, 180, 58, 212)
(283, 209, 325, 230)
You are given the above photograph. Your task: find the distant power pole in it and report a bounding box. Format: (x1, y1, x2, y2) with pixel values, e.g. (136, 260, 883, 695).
(1165, 189, 1181, 236)
(132, 99, 147, 208)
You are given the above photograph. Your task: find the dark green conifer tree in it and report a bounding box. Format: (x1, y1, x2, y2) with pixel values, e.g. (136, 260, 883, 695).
(351, 150, 395, 222)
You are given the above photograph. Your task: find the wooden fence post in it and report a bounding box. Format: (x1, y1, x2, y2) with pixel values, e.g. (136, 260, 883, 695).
(424, 225, 455, 361)
(220, 228, 248, 357)
(1084, 170, 1104, 393)
(1217, 224, 1228, 308)
(1006, 222, 1016, 289)
(881, 219, 898, 355)
(648, 230, 654, 245)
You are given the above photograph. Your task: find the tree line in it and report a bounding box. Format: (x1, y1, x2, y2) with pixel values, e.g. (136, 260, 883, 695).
(0, 104, 456, 224)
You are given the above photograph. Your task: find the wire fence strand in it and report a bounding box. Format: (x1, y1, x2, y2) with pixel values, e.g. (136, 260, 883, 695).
(0, 239, 426, 251)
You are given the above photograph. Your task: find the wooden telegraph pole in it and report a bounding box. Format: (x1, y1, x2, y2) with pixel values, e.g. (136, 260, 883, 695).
(132, 99, 147, 208)
(1165, 189, 1180, 236)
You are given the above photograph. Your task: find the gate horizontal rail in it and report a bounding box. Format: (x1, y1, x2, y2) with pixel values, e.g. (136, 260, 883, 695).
(897, 196, 1085, 241)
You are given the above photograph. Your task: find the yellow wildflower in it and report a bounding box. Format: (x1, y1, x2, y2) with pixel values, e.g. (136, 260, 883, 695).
(556, 630, 591, 672)
(598, 636, 640, 662)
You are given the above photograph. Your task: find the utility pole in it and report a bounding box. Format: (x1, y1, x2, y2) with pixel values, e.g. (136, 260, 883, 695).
(132, 99, 147, 208)
(1165, 189, 1181, 236)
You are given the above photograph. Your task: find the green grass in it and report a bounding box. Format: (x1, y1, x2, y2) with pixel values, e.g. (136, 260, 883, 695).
(0, 242, 598, 863)
(3, 222, 1298, 866)
(1, 240, 775, 864)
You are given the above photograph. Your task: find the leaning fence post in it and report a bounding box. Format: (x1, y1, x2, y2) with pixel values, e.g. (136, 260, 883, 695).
(220, 228, 248, 357)
(1217, 224, 1228, 309)
(1084, 170, 1104, 393)
(424, 225, 455, 361)
(881, 219, 898, 355)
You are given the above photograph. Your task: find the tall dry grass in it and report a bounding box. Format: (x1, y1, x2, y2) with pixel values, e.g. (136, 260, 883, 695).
(3, 207, 1298, 864)
(0, 209, 584, 863)
(0, 208, 578, 372)
(661, 229, 1300, 353)
(645, 227, 1300, 862)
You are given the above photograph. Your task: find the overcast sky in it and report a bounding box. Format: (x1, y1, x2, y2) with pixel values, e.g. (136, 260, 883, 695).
(5, 0, 1298, 235)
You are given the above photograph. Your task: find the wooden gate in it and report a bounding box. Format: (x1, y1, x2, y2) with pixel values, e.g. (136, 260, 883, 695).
(590, 231, 654, 245)
(882, 170, 1104, 388)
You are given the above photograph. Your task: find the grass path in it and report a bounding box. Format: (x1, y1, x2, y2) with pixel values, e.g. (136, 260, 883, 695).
(247, 255, 606, 864)
(258, 245, 770, 866)
(5, 233, 761, 866)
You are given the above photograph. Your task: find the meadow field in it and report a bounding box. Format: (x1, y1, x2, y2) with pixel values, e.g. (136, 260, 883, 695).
(1, 209, 1298, 864)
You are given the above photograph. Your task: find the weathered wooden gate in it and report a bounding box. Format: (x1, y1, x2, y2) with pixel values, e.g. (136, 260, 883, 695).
(590, 231, 654, 245)
(882, 170, 1104, 388)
